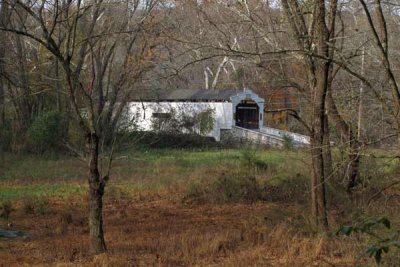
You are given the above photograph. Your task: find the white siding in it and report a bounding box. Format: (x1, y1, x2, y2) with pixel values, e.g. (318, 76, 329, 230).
(127, 102, 233, 141)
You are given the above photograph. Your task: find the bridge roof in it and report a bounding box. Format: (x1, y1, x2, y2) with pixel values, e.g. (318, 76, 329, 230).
(130, 89, 245, 102)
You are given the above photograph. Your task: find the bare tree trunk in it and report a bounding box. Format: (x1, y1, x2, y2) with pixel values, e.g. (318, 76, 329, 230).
(311, 136, 329, 229)
(357, 45, 365, 140)
(0, 65, 4, 128)
(324, 0, 360, 192)
(311, 102, 329, 229)
(311, 0, 330, 230)
(87, 132, 107, 254)
(323, 115, 333, 181)
(15, 35, 31, 127)
(0, 41, 4, 127)
(211, 56, 228, 89)
(281, 0, 330, 229)
(55, 58, 62, 112)
(347, 136, 360, 192)
(326, 90, 360, 192)
(0, 3, 10, 128)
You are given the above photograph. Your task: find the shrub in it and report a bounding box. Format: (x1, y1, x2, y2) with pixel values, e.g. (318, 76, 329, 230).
(151, 105, 215, 135)
(185, 182, 208, 203)
(22, 197, 52, 215)
(0, 200, 14, 220)
(55, 212, 74, 234)
(184, 150, 270, 204)
(261, 173, 309, 204)
(337, 217, 400, 264)
(213, 174, 261, 203)
(184, 173, 261, 204)
(27, 111, 63, 153)
(67, 117, 85, 149)
(0, 121, 12, 152)
(195, 109, 215, 135)
(240, 149, 268, 173)
(283, 134, 294, 150)
(106, 185, 131, 201)
(126, 131, 220, 149)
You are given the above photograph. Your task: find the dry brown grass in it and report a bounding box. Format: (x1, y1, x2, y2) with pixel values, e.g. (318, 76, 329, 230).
(0, 192, 371, 267)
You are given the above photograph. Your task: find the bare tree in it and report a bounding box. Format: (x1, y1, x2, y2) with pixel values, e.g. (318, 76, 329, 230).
(0, 0, 159, 253)
(358, 0, 400, 137)
(280, 0, 341, 229)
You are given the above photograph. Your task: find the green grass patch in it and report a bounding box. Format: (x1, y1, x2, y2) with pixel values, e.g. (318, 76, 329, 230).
(0, 154, 85, 181)
(0, 182, 86, 201)
(0, 148, 308, 201)
(118, 148, 296, 170)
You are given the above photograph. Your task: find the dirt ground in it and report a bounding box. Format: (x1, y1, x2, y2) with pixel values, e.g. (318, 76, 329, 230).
(0, 191, 365, 267)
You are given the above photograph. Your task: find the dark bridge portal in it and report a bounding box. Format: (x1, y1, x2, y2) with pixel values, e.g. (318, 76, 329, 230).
(235, 103, 260, 129)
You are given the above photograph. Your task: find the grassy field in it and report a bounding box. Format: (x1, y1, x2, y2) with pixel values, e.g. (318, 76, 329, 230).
(0, 148, 399, 266)
(0, 149, 303, 201)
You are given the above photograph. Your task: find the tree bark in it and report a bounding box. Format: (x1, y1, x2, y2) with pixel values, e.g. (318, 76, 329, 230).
(55, 58, 62, 112)
(0, 62, 4, 128)
(281, 0, 330, 230)
(310, 136, 329, 229)
(14, 34, 32, 127)
(310, 0, 330, 230)
(87, 132, 107, 254)
(326, 90, 360, 192)
(347, 136, 360, 192)
(323, 115, 333, 181)
(0, 3, 10, 128)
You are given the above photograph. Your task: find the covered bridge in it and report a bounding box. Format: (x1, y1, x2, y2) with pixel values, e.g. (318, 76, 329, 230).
(128, 88, 309, 147)
(128, 88, 265, 141)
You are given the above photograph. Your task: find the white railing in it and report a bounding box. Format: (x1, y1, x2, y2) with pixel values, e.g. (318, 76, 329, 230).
(259, 126, 310, 146)
(231, 126, 284, 147)
(226, 126, 310, 148)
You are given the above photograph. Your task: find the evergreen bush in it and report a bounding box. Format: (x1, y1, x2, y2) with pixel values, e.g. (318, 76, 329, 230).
(27, 111, 63, 153)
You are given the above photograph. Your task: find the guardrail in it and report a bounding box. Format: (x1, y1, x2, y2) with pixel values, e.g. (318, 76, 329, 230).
(229, 126, 310, 148)
(259, 126, 310, 146)
(231, 126, 284, 147)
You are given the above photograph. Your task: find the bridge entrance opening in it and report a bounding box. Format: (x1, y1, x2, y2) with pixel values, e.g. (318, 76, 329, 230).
(235, 103, 259, 129)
